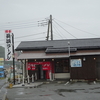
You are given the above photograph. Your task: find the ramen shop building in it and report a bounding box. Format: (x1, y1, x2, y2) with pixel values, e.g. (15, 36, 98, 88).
(16, 38, 100, 81)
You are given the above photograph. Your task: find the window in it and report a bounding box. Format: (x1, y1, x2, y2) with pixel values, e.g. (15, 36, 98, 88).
(55, 60, 69, 73)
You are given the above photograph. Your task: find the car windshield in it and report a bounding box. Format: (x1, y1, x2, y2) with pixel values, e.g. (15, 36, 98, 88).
(0, 68, 3, 71)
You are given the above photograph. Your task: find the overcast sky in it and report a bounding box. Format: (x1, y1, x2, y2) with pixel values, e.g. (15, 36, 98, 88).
(0, 0, 100, 48)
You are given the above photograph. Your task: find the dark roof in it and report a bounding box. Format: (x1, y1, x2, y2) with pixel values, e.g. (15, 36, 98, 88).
(45, 47, 77, 53)
(16, 38, 100, 51)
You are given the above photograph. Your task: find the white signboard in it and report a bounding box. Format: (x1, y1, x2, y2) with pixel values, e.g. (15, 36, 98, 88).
(71, 59, 82, 67)
(5, 30, 12, 61)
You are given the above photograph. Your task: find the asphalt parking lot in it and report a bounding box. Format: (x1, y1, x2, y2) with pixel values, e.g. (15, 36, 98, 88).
(6, 81, 100, 100)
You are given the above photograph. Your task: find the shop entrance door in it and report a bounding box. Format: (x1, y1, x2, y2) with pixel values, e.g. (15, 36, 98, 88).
(36, 65, 46, 80)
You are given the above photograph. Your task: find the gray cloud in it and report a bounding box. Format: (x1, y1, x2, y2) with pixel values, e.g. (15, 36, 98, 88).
(0, 0, 100, 47)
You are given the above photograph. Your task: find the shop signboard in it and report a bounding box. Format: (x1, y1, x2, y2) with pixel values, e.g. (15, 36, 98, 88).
(5, 30, 12, 61)
(27, 63, 36, 70)
(42, 62, 50, 70)
(71, 59, 82, 67)
(27, 62, 51, 70)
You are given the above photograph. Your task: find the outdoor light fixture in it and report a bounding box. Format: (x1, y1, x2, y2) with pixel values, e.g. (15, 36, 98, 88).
(94, 58, 96, 60)
(35, 59, 36, 61)
(43, 59, 45, 61)
(83, 57, 86, 61)
(20, 50, 23, 53)
(52, 59, 54, 61)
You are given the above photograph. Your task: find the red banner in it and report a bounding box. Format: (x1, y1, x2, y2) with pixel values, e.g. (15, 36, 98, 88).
(27, 62, 51, 70)
(42, 62, 51, 70)
(27, 63, 36, 70)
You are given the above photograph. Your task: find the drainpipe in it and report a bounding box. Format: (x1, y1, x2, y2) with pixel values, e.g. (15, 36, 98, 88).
(26, 59, 28, 81)
(22, 60, 25, 86)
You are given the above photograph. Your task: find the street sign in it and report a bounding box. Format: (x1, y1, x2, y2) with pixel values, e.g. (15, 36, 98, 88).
(5, 30, 12, 61)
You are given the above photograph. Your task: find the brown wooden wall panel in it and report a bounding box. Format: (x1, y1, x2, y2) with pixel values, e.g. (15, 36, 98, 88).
(70, 56, 96, 80)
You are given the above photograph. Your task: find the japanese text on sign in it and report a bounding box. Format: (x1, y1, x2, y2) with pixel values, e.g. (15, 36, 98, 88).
(5, 30, 12, 61)
(27, 62, 51, 70)
(71, 59, 82, 67)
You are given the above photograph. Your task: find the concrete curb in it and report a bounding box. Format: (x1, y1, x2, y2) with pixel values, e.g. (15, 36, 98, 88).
(12, 82, 43, 88)
(2, 91, 7, 100)
(0, 82, 8, 100)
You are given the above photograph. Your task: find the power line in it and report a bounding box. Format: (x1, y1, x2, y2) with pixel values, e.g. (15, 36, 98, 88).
(54, 18, 100, 37)
(0, 17, 48, 25)
(0, 24, 45, 31)
(0, 23, 37, 28)
(0, 21, 37, 27)
(0, 32, 46, 42)
(15, 32, 46, 39)
(0, 16, 48, 46)
(0, 36, 46, 46)
(0, 18, 48, 31)
(15, 36, 46, 42)
(53, 33, 63, 39)
(0, 20, 48, 29)
(53, 20, 77, 39)
(53, 24, 65, 39)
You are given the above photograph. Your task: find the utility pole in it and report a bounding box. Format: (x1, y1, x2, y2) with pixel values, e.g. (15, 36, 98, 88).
(50, 15, 53, 40)
(46, 15, 53, 41)
(12, 33, 15, 85)
(47, 20, 50, 41)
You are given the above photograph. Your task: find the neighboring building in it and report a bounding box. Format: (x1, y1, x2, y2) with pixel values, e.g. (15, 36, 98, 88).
(0, 46, 5, 57)
(16, 38, 100, 81)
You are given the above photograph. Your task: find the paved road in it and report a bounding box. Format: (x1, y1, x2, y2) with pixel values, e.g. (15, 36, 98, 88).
(0, 79, 7, 100)
(0, 79, 6, 89)
(6, 81, 100, 100)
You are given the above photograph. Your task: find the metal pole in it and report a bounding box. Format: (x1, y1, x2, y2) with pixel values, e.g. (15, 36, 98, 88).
(68, 41, 70, 57)
(64, 41, 70, 85)
(50, 15, 53, 40)
(46, 20, 50, 41)
(26, 59, 28, 78)
(22, 60, 25, 86)
(12, 33, 15, 85)
(68, 41, 71, 82)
